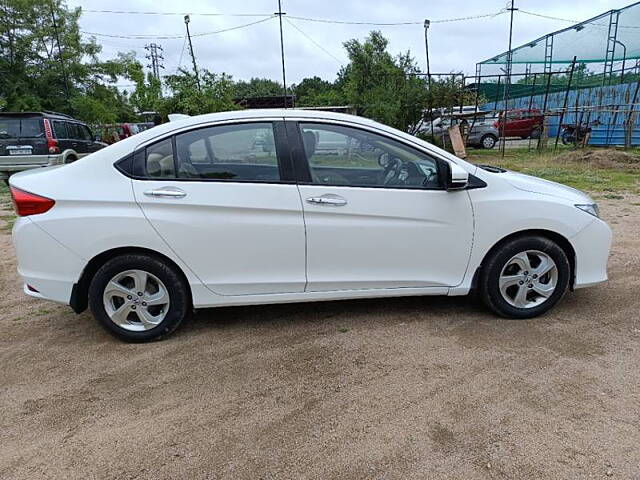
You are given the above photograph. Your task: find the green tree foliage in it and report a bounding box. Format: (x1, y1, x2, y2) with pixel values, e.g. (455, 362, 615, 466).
(0, 0, 139, 122)
(339, 31, 429, 132)
(292, 76, 346, 106)
(234, 77, 282, 99)
(161, 68, 238, 116)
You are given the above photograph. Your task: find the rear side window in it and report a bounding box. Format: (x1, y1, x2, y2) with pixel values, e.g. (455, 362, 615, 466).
(66, 122, 81, 139)
(145, 138, 176, 178)
(0, 117, 44, 139)
(174, 123, 280, 181)
(53, 120, 68, 139)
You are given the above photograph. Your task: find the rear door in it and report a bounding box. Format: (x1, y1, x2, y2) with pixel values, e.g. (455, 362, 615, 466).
(290, 121, 474, 292)
(66, 122, 88, 155)
(505, 110, 526, 137)
(0, 115, 47, 164)
(52, 119, 74, 153)
(130, 120, 306, 296)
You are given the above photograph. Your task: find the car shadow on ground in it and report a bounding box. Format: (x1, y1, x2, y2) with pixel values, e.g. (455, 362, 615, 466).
(186, 294, 492, 332)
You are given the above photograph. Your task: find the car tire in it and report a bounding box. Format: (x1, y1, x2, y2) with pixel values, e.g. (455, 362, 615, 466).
(88, 254, 190, 342)
(561, 132, 573, 145)
(480, 134, 497, 149)
(530, 127, 541, 139)
(479, 235, 570, 319)
(65, 155, 78, 164)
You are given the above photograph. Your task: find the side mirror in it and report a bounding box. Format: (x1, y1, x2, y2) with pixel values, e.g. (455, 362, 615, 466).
(446, 162, 469, 190)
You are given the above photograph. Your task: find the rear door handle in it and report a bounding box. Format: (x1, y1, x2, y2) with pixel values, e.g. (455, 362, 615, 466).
(306, 194, 347, 207)
(144, 187, 187, 198)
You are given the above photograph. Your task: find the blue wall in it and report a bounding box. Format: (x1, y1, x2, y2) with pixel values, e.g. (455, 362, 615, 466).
(480, 82, 640, 146)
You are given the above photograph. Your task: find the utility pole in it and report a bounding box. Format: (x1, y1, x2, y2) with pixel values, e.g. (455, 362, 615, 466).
(423, 19, 434, 142)
(423, 19, 431, 83)
(144, 43, 165, 82)
(275, 0, 288, 108)
(49, 1, 71, 103)
(184, 15, 201, 92)
(501, 0, 518, 156)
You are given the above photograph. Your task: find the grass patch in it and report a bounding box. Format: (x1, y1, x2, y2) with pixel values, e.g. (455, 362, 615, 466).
(338, 327, 350, 333)
(1, 214, 16, 231)
(467, 147, 640, 194)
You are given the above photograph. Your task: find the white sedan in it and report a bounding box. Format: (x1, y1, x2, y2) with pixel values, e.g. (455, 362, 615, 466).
(9, 109, 612, 341)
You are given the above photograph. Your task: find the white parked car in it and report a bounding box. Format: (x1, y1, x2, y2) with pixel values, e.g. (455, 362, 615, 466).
(9, 110, 611, 341)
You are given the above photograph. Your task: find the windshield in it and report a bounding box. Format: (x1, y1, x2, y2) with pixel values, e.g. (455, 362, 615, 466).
(0, 117, 44, 139)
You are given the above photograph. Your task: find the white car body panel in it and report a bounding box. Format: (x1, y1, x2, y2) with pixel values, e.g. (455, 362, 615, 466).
(8, 109, 612, 312)
(298, 185, 473, 291)
(131, 180, 306, 295)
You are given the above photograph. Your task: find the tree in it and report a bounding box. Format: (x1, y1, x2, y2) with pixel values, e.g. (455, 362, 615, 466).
(161, 68, 238, 117)
(340, 31, 428, 132)
(292, 76, 345, 106)
(0, 0, 142, 122)
(233, 78, 282, 99)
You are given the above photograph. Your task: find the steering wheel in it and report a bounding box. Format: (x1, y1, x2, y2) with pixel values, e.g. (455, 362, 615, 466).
(382, 157, 403, 185)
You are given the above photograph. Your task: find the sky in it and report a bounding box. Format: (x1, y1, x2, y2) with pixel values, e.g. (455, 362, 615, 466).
(67, 0, 636, 87)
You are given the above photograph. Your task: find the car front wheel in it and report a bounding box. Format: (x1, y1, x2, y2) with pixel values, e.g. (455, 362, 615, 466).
(479, 235, 570, 319)
(88, 254, 190, 341)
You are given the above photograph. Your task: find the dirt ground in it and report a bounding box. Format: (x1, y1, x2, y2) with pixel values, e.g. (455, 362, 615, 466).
(1, 196, 640, 480)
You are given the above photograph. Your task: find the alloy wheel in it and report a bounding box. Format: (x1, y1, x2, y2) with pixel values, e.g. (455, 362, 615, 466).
(103, 269, 170, 331)
(498, 250, 558, 309)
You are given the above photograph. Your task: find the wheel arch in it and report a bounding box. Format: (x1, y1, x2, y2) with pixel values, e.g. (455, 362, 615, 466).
(61, 149, 78, 163)
(470, 229, 576, 292)
(70, 246, 193, 313)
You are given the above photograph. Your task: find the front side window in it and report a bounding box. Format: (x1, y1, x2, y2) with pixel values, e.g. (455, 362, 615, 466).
(299, 123, 440, 189)
(80, 125, 93, 140)
(174, 123, 280, 181)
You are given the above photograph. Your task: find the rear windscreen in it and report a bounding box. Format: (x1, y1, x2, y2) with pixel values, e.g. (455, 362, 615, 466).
(0, 117, 44, 139)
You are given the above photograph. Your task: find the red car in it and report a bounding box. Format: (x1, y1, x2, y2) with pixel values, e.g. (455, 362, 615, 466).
(495, 109, 543, 139)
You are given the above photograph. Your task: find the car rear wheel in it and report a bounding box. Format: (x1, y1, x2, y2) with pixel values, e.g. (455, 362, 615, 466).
(479, 235, 570, 319)
(88, 254, 189, 341)
(480, 134, 497, 149)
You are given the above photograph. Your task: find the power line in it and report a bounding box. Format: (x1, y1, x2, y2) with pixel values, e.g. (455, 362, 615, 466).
(77, 8, 508, 26)
(518, 9, 640, 28)
(80, 9, 273, 17)
(286, 10, 507, 25)
(81, 16, 276, 40)
(176, 36, 187, 74)
(518, 10, 578, 23)
(284, 18, 344, 65)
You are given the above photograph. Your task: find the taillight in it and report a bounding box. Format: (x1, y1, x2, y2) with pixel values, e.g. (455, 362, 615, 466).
(10, 187, 55, 216)
(43, 119, 59, 154)
(493, 121, 498, 128)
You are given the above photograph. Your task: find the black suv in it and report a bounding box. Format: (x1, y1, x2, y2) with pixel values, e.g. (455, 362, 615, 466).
(0, 111, 107, 180)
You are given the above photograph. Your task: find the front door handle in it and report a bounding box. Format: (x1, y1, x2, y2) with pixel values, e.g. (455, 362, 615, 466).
(144, 187, 187, 199)
(306, 194, 347, 207)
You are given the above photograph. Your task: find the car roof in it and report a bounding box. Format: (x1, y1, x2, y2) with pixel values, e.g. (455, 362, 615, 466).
(0, 111, 78, 121)
(119, 109, 384, 148)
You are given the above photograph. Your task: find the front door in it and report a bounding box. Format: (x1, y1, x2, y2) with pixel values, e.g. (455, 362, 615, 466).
(292, 121, 474, 292)
(131, 120, 306, 296)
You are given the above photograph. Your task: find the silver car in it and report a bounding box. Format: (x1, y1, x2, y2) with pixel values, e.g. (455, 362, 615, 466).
(421, 115, 500, 149)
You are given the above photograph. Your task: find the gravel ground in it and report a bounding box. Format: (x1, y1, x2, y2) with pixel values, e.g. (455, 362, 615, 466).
(1, 196, 639, 479)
